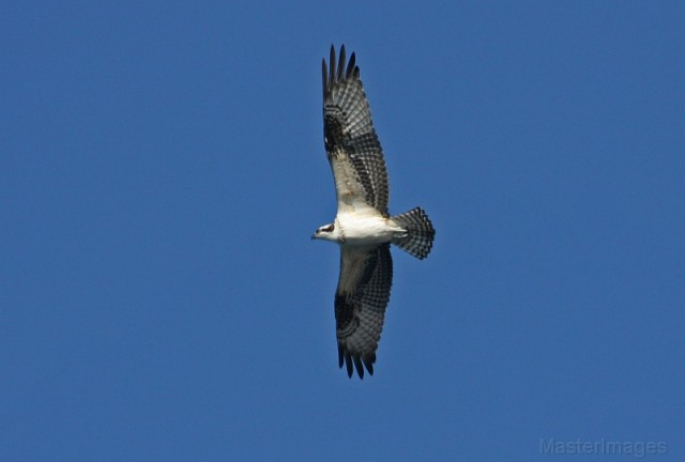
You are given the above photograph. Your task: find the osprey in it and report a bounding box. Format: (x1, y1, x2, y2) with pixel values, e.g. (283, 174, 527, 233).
(313, 45, 435, 378)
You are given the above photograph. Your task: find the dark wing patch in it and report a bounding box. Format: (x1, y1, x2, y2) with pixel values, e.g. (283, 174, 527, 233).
(335, 244, 393, 378)
(323, 45, 390, 215)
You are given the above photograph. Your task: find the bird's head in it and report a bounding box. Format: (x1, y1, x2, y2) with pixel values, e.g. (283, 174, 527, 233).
(312, 222, 337, 241)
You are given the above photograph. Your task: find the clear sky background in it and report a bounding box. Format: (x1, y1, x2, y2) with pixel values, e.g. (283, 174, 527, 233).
(2, 1, 683, 461)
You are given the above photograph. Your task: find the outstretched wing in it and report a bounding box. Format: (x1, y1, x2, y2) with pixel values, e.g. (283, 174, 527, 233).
(322, 45, 390, 216)
(335, 244, 393, 378)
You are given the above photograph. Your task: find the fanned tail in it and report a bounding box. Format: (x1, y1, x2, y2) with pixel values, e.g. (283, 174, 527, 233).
(391, 207, 435, 259)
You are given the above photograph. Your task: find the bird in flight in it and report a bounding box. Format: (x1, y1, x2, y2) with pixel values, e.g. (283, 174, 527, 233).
(313, 45, 435, 379)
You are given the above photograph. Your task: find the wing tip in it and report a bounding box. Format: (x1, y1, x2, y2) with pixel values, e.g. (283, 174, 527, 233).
(338, 346, 376, 379)
(322, 44, 360, 99)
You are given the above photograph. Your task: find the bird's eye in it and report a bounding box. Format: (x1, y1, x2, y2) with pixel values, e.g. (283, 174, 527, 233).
(324, 224, 335, 232)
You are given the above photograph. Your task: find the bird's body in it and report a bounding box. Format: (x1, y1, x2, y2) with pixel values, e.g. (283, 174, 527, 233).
(317, 211, 405, 246)
(313, 45, 435, 378)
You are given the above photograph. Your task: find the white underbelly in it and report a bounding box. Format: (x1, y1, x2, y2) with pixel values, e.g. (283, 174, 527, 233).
(337, 214, 402, 245)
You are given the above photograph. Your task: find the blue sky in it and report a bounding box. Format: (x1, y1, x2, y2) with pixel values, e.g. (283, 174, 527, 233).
(2, 1, 683, 460)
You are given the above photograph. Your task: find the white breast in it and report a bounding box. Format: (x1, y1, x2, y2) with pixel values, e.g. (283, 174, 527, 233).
(336, 210, 403, 246)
